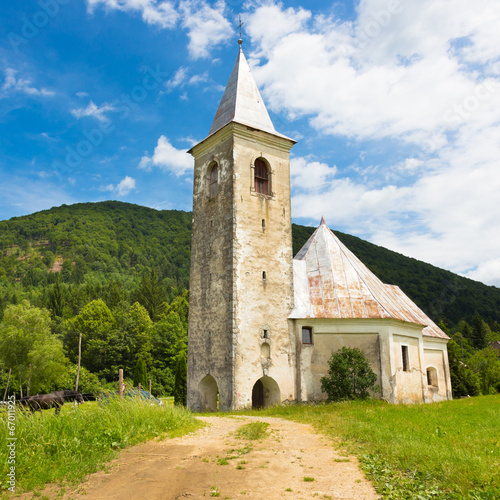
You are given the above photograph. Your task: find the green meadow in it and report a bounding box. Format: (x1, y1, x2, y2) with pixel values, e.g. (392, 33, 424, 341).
(256, 395, 500, 499)
(1, 395, 498, 499)
(0, 398, 201, 496)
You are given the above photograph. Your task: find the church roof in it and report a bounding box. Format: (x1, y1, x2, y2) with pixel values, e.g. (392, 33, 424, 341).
(207, 46, 293, 141)
(290, 219, 448, 339)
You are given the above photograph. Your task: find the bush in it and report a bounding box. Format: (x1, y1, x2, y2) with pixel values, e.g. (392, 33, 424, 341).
(173, 350, 187, 406)
(321, 346, 377, 401)
(133, 358, 148, 388)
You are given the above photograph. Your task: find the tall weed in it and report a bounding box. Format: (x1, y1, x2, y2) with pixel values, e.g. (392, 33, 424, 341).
(0, 398, 201, 494)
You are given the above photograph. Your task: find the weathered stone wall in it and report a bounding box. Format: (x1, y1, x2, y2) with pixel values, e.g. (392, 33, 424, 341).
(231, 125, 296, 409)
(188, 124, 296, 411)
(188, 129, 236, 411)
(390, 333, 425, 403)
(291, 318, 453, 404)
(423, 340, 453, 402)
(291, 319, 382, 401)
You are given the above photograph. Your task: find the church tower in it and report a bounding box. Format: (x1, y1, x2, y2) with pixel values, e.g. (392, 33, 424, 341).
(187, 41, 296, 411)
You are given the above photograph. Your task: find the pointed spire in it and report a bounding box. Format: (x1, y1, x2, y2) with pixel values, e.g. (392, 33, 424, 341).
(208, 48, 278, 137)
(320, 216, 326, 226)
(207, 45, 293, 141)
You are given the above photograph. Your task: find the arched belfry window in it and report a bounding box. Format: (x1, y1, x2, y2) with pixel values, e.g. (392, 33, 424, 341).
(209, 162, 218, 198)
(254, 158, 269, 195)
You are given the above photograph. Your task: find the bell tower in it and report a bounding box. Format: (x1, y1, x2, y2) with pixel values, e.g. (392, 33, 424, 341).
(187, 41, 296, 411)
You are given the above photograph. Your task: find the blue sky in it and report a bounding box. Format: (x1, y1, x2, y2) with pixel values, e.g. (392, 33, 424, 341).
(1, 1, 500, 286)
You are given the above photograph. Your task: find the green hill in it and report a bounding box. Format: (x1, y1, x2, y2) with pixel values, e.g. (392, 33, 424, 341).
(1, 200, 499, 328)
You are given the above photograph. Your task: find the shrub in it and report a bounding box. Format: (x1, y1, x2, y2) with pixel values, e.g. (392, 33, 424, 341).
(321, 346, 377, 401)
(173, 350, 187, 406)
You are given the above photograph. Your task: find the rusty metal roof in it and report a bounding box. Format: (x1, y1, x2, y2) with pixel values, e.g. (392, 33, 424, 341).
(290, 220, 448, 339)
(208, 47, 292, 141)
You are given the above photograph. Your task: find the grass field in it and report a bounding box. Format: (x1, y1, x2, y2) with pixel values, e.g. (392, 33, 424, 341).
(0, 397, 201, 496)
(2, 395, 498, 499)
(254, 395, 500, 499)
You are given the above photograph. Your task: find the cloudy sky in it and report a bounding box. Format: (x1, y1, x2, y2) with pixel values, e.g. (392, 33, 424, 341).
(1, 1, 499, 286)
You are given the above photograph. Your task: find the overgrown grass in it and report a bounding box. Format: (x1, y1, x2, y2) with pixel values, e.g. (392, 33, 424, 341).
(255, 395, 500, 499)
(235, 421, 269, 441)
(0, 397, 201, 495)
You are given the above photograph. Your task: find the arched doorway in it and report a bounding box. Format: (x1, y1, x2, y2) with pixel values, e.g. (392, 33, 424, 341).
(199, 375, 218, 411)
(252, 376, 280, 409)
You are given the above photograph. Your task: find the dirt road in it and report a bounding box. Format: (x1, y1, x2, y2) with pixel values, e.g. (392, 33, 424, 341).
(57, 416, 379, 499)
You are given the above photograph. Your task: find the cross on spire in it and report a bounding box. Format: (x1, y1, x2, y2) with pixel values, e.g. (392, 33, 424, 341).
(238, 14, 244, 48)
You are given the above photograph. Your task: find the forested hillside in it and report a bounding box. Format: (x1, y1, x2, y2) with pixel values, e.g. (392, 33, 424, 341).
(0, 201, 499, 399)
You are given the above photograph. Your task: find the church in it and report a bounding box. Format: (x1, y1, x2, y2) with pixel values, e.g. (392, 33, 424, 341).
(187, 41, 453, 411)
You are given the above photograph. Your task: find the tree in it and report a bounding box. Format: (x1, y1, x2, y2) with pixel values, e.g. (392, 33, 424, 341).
(447, 339, 480, 397)
(67, 299, 121, 379)
(0, 301, 67, 395)
(148, 311, 185, 396)
(48, 279, 65, 318)
(152, 311, 185, 367)
(134, 268, 167, 321)
(321, 347, 377, 401)
(468, 347, 500, 394)
(60, 364, 103, 394)
(127, 302, 154, 366)
(164, 290, 189, 328)
(133, 358, 148, 388)
(471, 313, 490, 350)
(114, 301, 154, 375)
(173, 350, 187, 406)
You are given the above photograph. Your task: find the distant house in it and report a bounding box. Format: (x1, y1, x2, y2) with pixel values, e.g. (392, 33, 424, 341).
(187, 41, 453, 411)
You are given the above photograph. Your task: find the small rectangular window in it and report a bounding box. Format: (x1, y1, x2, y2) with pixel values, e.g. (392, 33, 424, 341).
(263, 329, 268, 339)
(427, 367, 438, 387)
(302, 327, 312, 344)
(254, 158, 269, 195)
(402, 345, 409, 372)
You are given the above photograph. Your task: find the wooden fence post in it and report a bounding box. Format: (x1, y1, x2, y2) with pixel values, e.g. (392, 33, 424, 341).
(149, 379, 152, 401)
(75, 332, 82, 392)
(119, 369, 124, 398)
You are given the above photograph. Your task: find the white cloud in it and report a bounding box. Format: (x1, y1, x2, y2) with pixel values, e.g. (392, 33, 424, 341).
(104, 176, 136, 196)
(466, 258, 500, 285)
(245, 1, 500, 286)
(180, 0, 233, 59)
(71, 101, 115, 122)
(165, 67, 189, 90)
(247, 0, 499, 144)
(290, 157, 337, 191)
(0, 68, 54, 98)
(139, 135, 192, 176)
(164, 67, 208, 92)
(86, 0, 178, 29)
(245, 4, 311, 58)
(39, 132, 58, 142)
(86, 0, 231, 58)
